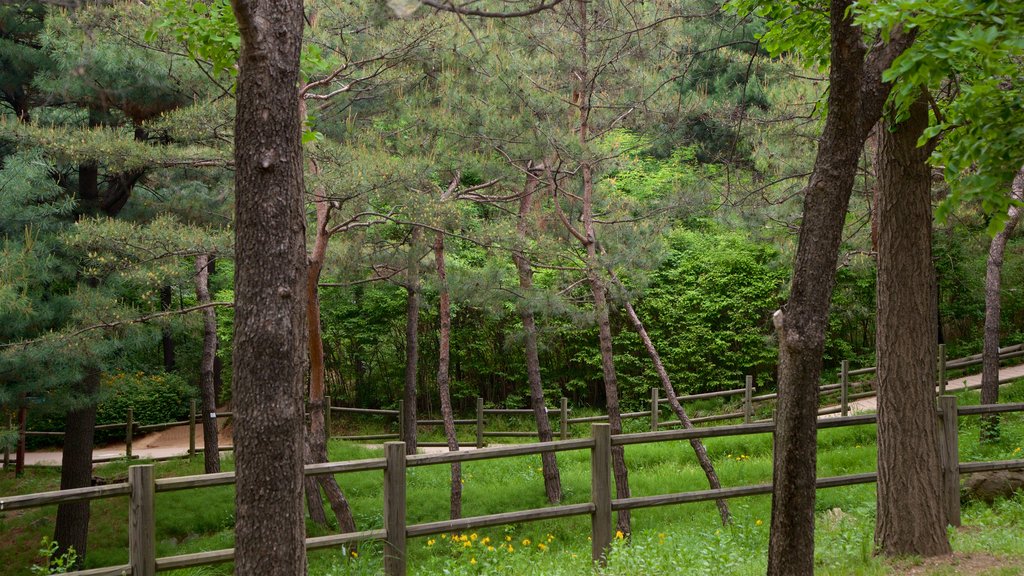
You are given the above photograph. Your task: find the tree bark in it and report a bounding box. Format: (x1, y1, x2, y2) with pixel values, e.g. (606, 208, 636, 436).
(230, 1, 308, 574)
(160, 285, 175, 372)
(766, 5, 915, 573)
(514, 165, 562, 505)
(875, 95, 951, 557)
(402, 226, 422, 455)
(53, 369, 99, 566)
(194, 254, 220, 474)
(434, 231, 463, 519)
(304, 188, 357, 532)
(980, 169, 1024, 441)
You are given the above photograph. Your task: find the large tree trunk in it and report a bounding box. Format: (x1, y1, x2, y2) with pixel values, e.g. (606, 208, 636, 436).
(619, 296, 730, 524)
(160, 285, 175, 372)
(53, 369, 99, 566)
(434, 232, 462, 519)
(402, 226, 422, 455)
(230, 1, 308, 574)
(195, 254, 221, 474)
(514, 165, 562, 505)
(980, 169, 1024, 441)
(766, 5, 914, 573)
(304, 193, 357, 532)
(875, 96, 951, 557)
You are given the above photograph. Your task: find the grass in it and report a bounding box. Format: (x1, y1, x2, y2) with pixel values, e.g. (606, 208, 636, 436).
(1, 382, 1023, 575)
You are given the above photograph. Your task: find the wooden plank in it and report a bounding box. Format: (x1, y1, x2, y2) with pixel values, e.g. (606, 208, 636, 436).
(95, 422, 129, 431)
(129, 465, 155, 576)
(325, 395, 332, 437)
(306, 528, 387, 551)
(560, 397, 568, 440)
(744, 376, 753, 424)
(816, 414, 877, 429)
(653, 411, 745, 428)
(817, 406, 843, 416)
(650, 388, 659, 432)
(305, 458, 388, 476)
(958, 403, 1024, 416)
(135, 420, 190, 432)
(406, 503, 594, 538)
(0, 482, 130, 511)
(384, 442, 407, 576)
(476, 397, 484, 449)
(659, 387, 746, 402)
(568, 414, 609, 424)
(64, 564, 132, 576)
(156, 472, 235, 492)
(959, 459, 1024, 474)
(155, 548, 234, 571)
(335, 434, 402, 441)
(482, 408, 535, 415)
(591, 423, 612, 565)
(418, 419, 477, 425)
(937, 396, 960, 526)
(331, 406, 401, 416)
(848, 366, 876, 376)
(481, 431, 537, 437)
(841, 360, 850, 417)
(938, 344, 947, 396)
(406, 438, 594, 467)
(613, 421, 775, 447)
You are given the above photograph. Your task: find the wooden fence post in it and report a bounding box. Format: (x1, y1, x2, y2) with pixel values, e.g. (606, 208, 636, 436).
(476, 397, 484, 449)
(744, 375, 753, 424)
(384, 442, 407, 576)
(840, 360, 850, 417)
(650, 388, 659, 431)
(938, 343, 947, 396)
(129, 464, 156, 576)
(126, 407, 134, 460)
(398, 400, 405, 442)
(591, 423, 612, 564)
(938, 395, 960, 527)
(560, 397, 568, 440)
(324, 395, 332, 440)
(188, 399, 196, 458)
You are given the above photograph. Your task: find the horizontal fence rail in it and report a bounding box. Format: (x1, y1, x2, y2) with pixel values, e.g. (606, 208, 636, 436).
(4, 398, 1023, 576)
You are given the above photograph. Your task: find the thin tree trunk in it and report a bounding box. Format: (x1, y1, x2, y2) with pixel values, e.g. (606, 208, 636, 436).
(765, 7, 914, 573)
(980, 169, 1024, 441)
(403, 226, 422, 455)
(619, 295, 730, 524)
(230, 1, 308, 573)
(434, 231, 462, 519)
(875, 95, 950, 557)
(53, 369, 99, 567)
(514, 165, 562, 504)
(160, 286, 175, 372)
(304, 193, 357, 532)
(195, 254, 221, 474)
(16, 396, 26, 477)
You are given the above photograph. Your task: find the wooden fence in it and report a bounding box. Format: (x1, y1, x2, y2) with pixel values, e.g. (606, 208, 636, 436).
(6, 342, 1023, 469)
(2, 396, 1023, 576)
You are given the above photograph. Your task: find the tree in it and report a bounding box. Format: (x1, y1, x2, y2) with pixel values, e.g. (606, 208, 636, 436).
(229, 1, 308, 575)
(874, 94, 951, 556)
(194, 254, 220, 474)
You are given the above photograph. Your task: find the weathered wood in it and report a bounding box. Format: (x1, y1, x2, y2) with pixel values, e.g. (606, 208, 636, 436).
(126, 408, 134, 460)
(136, 420, 190, 432)
(188, 399, 196, 458)
(591, 423, 612, 564)
(560, 397, 568, 440)
(959, 459, 1024, 474)
(482, 408, 536, 415)
(419, 419, 476, 425)
(129, 465, 156, 576)
(406, 503, 594, 537)
(336, 433, 402, 441)
(658, 387, 746, 402)
(155, 548, 235, 571)
(306, 528, 388, 551)
(0, 482, 130, 512)
(817, 406, 843, 416)
(841, 360, 850, 417)
(481, 431, 538, 437)
(325, 395, 332, 437)
(958, 403, 1024, 416)
(406, 438, 594, 467)
(744, 375, 753, 424)
(650, 388, 659, 431)
(816, 414, 878, 429)
(63, 564, 132, 576)
(938, 344, 947, 396)
(384, 442, 407, 576)
(614, 421, 776, 446)
(331, 406, 401, 416)
(476, 397, 484, 449)
(937, 395, 960, 526)
(156, 472, 235, 492)
(304, 458, 389, 477)
(94, 422, 130, 431)
(398, 400, 405, 443)
(848, 366, 877, 376)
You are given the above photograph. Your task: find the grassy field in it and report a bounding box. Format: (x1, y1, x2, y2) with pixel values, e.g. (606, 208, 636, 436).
(2, 383, 1023, 575)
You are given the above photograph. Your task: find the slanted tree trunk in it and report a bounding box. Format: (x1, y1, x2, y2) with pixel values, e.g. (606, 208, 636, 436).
(160, 285, 175, 372)
(875, 95, 951, 557)
(980, 169, 1024, 441)
(402, 226, 422, 455)
(434, 231, 462, 519)
(53, 369, 99, 566)
(304, 192, 357, 532)
(514, 165, 562, 504)
(766, 6, 914, 573)
(616, 288, 729, 524)
(194, 254, 221, 474)
(230, 1, 308, 574)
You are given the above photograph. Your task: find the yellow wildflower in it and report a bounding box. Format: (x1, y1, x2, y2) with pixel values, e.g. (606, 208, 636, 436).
(614, 530, 624, 540)
(487, 546, 495, 552)
(470, 533, 478, 541)
(507, 545, 515, 553)
(463, 541, 472, 548)
(482, 537, 491, 545)
(470, 558, 477, 565)
(427, 539, 436, 546)
(350, 551, 358, 558)
(756, 519, 763, 526)
(505, 535, 512, 542)
(538, 543, 548, 552)
(522, 539, 531, 546)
